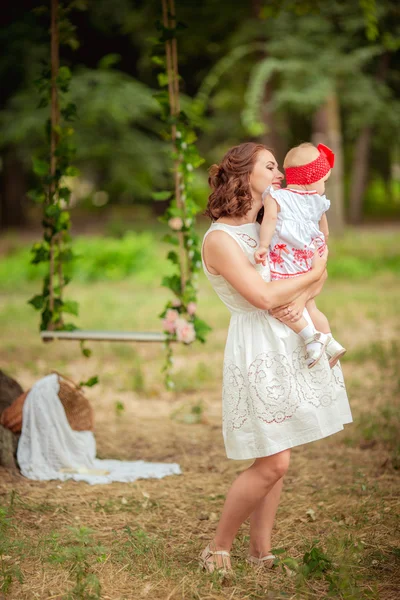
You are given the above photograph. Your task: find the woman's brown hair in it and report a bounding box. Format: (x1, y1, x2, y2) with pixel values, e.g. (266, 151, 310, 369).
(205, 142, 270, 221)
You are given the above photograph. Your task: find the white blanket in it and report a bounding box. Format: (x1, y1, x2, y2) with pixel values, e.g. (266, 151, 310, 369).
(17, 374, 181, 485)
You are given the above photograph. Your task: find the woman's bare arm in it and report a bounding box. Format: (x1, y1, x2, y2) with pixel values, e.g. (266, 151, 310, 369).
(203, 231, 327, 311)
(270, 271, 328, 324)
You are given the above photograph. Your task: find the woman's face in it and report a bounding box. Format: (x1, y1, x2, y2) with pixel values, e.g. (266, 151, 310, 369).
(249, 150, 284, 198)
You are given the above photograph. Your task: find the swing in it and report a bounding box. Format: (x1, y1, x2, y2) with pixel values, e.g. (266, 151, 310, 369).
(41, 330, 169, 343)
(39, 0, 186, 350)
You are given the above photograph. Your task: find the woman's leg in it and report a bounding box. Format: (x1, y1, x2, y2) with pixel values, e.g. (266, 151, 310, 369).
(210, 449, 290, 562)
(248, 477, 284, 557)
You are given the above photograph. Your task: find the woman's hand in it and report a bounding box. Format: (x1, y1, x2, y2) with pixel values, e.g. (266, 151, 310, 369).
(311, 245, 328, 277)
(269, 291, 308, 324)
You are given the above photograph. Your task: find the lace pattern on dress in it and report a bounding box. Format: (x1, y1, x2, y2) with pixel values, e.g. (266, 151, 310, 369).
(223, 348, 339, 429)
(235, 232, 258, 248)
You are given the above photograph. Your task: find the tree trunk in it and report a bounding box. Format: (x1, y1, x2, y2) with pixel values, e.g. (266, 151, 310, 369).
(349, 126, 372, 224)
(348, 54, 390, 224)
(312, 92, 345, 234)
(0, 146, 27, 229)
(261, 81, 287, 166)
(0, 370, 23, 472)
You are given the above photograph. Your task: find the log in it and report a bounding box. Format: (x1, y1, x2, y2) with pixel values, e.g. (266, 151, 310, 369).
(0, 370, 23, 471)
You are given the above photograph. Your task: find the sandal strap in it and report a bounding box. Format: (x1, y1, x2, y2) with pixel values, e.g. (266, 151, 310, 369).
(304, 334, 324, 345)
(210, 550, 230, 557)
(248, 553, 276, 563)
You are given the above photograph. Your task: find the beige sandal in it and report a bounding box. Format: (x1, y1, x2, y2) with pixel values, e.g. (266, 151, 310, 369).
(199, 543, 232, 575)
(247, 553, 276, 569)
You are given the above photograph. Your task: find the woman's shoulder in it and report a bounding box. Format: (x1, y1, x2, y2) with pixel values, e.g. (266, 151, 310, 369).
(203, 222, 260, 253)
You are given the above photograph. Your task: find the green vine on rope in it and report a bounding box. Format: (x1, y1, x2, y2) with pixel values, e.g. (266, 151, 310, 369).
(153, 0, 211, 389)
(28, 1, 82, 335)
(29, 1, 94, 362)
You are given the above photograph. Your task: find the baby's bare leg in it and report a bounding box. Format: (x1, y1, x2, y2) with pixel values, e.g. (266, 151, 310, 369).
(306, 299, 330, 334)
(285, 314, 309, 334)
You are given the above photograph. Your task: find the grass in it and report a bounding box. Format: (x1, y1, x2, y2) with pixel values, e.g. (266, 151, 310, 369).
(0, 225, 399, 598)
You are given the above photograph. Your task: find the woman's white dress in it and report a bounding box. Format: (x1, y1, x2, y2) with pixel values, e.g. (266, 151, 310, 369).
(202, 221, 352, 460)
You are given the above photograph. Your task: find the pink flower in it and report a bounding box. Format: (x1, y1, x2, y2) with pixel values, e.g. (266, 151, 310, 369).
(187, 302, 197, 315)
(165, 309, 179, 323)
(162, 319, 176, 334)
(168, 217, 183, 231)
(162, 309, 180, 333)
(172, 298, 182, 308)
(175, 318, 196, 344)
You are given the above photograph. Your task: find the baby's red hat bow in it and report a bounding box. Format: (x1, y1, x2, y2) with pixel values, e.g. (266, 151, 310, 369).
(317, 143, 335, 168)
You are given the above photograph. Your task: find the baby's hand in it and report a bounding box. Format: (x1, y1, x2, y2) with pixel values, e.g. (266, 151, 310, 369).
(254, 246, 269, 266)
(262, 185, 273, 203)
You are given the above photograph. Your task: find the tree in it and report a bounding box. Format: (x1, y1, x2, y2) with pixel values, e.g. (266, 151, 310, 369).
(194, 1, 400, 227)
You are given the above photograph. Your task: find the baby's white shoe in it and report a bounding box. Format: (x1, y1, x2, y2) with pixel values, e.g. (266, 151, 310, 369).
(325, 335, 346, 368)
(304, 332, 329, 369)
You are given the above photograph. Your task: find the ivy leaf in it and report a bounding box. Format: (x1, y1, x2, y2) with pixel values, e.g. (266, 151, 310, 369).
(58, 212, 71, 230)
(80, 340, 91, 357)
(45, 204, 61, 219)
(61, 300, 79, 316)
(192, 316, 212, 343)
(31, 243, 50, 264)
(162, 233, 179, 246)
(167, 251, 179, 266)
(61, 102, 77, 122)
(40, 308, 52, 331)
(27, 189, 46, 203)
(151, 55, 165, 67)
(157, 73, 169, 88)
(28, 294, 45, 310)
(161, 275, 181, 295)
(59, 249, 76, 263)
(33, 158, 49, 177)
(65, 166, 80, 177)
(79, 376, 99, 388)
(152, 191, 172, 201)
(57, 66, 72, 92)
(62, 323, 78, 332)
(153, 91, 169, 107)
(58, 187, 71, 200)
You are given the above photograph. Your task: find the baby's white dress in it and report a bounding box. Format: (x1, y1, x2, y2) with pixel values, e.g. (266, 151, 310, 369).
(267, 188, 329, 280)
(202, 221, 352, 460)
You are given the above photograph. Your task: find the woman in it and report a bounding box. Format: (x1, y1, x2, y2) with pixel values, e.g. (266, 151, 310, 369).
(200, 143, 352, 574)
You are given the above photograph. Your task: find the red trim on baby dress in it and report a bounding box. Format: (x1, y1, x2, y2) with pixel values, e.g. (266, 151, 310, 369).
(270, 268, 311, 279)
(283, 188, 318, 195)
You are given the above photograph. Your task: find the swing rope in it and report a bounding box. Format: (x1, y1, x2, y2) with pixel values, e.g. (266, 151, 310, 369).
(40, 0, 183, 345)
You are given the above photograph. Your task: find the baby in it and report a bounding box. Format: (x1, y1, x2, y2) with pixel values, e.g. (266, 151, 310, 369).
(255, 142, 346, 369)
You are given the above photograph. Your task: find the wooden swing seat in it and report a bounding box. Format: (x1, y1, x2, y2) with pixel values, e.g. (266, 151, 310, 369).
(41, 330, 170, 343)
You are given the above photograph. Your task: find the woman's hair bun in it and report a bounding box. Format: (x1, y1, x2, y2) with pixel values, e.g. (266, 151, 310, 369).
(208, 163, 223, 189)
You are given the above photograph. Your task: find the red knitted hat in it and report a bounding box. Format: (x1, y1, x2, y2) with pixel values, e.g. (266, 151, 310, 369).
(285, 144, 335, 186)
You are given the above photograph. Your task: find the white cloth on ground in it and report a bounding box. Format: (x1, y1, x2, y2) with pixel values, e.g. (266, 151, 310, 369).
(17, 374, 181, 485)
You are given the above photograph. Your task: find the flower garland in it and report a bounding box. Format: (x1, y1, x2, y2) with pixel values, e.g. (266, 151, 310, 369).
(154, 1, 211, 389)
